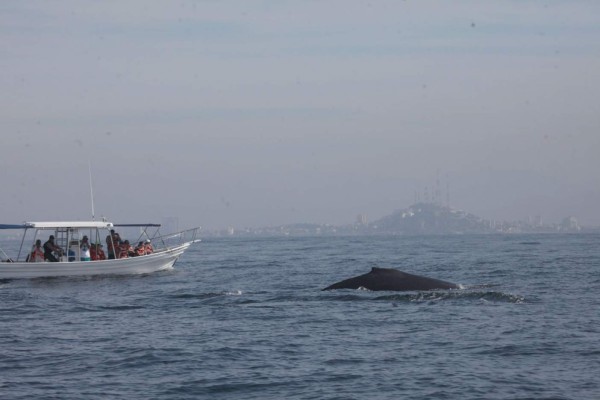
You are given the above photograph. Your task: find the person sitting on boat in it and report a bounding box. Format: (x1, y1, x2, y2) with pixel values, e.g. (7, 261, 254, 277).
(43, 235, 63, 262)
(90, 243, 106, 261)
(144, 240, 154, 255)
(118, 240, 134, 259)
(134, 241, 146, 257)
(106, 229, 121, 260)
(29, 239, 45, 263)
(80, 236, 91, 262)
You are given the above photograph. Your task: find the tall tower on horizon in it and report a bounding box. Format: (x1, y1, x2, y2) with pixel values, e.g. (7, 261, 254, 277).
(415, 171, 451, 207)
(446, 174, 450, 208)
(435, 169, 442, 206)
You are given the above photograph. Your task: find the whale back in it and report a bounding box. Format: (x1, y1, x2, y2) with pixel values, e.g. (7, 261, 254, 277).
(323, 267, 458, 291)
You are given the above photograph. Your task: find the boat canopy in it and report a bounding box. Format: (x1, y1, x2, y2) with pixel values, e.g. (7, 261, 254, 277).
(0, 224, 28, 230)
(0, 222, 163, 230)
(114, 224, 161, 228)
(0, 221, 114, 230)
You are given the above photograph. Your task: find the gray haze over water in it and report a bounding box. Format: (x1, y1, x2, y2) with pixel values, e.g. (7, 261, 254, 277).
(2, 1, 599, 230)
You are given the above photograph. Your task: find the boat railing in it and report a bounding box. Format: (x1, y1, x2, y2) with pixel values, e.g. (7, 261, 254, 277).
(152, 228, 200, 252)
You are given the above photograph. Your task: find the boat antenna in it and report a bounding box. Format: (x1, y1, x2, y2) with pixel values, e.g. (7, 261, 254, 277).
(88, 160, 95, 221)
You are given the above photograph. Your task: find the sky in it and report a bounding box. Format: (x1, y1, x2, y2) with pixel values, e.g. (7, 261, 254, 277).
(1, 1, 599, 230)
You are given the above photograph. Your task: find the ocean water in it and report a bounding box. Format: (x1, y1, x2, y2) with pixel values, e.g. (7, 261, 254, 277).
(1, 234, 599, 399)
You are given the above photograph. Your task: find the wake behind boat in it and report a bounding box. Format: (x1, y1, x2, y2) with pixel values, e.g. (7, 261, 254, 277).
(0, 220, 200, 279)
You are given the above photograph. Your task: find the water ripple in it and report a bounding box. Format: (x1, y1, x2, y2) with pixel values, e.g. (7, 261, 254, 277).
(0, 234, 598, 400)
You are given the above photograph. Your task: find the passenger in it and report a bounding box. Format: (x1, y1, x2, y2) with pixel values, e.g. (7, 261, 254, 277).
(90, 244, 98, 261)
(106, 229, 121, 260)
(98, 244, 107, 260)
(144, 240, 154, 255)
(30, 239, 45, 262)
(80, 236, 91, 261)
(105, 232, 114, 259)
(43, 235, 63, 262)
(134, 241, 146, 257)
(126, 240, 135, 257)
(90, 243, 106, 261)
(118, 240, 134, 259)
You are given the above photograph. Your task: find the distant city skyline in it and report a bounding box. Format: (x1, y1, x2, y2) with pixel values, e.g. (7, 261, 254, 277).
(204, 200, 592, 237)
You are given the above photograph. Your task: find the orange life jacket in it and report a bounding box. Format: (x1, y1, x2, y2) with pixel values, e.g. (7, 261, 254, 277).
(90, 246, 106, 261)
(144, 243, 154, 254)
(30, 246, 45, 262)
(118, 244, 132, 259)
(96, 248, 106, 260)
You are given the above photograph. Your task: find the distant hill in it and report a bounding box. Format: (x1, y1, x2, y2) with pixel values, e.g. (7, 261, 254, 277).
(370, 203, 491, 234)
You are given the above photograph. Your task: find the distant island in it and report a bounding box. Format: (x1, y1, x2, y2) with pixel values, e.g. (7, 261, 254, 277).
(206, 202, 595, 237)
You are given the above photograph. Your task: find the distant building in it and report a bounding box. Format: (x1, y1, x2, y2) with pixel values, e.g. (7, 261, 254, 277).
(356, 214, 368, 225)
(560, 216, 580, 232)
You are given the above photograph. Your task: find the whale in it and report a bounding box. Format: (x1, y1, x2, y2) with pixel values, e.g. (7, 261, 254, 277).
(323, 267, 459, 291)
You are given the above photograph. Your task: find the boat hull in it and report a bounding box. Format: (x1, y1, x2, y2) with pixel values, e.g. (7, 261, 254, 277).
(0, 242, 193, 279)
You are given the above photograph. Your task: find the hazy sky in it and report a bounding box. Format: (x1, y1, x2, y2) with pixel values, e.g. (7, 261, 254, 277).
(2, 1, 599, 230)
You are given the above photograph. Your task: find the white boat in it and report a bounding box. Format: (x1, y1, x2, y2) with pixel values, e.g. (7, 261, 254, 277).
(0, 220, 200, 279)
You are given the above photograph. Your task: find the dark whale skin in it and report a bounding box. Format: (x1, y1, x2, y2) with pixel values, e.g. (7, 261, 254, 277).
(323, 267, 459, 291)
